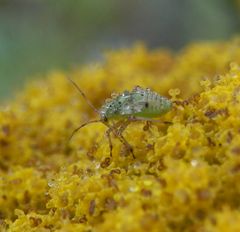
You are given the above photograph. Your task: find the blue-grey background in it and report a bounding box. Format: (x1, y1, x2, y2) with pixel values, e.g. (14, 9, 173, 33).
(0, 0, 239, 100)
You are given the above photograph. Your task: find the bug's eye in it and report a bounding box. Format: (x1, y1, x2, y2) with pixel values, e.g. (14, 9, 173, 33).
(145, 102, 149, 108)
(103, 116, 108, 122)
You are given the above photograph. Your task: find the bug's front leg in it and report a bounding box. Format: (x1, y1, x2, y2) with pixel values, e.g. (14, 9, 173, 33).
(104, 120, 135, 159)
(116, 119, 131, 136)
(115, 120, 135, 159)
(117, 133, 135, 159)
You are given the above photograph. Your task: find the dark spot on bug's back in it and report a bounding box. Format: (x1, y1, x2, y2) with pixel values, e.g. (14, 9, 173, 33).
(145, 102, 149, 108)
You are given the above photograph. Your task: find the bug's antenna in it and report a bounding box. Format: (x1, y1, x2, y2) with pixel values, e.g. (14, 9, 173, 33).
(67, 77, 99, 114)
(68, 119, 102, 141)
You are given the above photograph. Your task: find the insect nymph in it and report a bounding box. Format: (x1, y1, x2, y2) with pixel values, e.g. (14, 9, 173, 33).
(68, 78, 172, 159)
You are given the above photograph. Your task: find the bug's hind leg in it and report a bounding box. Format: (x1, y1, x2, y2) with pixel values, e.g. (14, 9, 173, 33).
(129, 116, 172, 126)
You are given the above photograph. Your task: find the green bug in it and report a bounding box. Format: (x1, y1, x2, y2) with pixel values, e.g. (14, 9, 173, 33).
(68, 78, 172, 158)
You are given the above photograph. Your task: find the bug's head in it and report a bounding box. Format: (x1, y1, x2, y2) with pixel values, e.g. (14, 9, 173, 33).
(101, 115, 108, 122)
(100, 107, 110, 122)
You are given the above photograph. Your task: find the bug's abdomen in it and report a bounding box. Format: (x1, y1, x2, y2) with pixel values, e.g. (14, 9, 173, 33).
(133, 93, 172, 118)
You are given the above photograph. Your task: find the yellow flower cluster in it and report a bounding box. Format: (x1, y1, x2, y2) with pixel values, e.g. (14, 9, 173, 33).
(1, 38, 240, 231)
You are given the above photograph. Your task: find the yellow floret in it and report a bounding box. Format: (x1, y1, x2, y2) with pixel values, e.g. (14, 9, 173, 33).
(2, 38, 240, 231)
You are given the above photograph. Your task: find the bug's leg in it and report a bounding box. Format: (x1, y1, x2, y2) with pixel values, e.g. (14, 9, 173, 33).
(117, 132, 135, 159)
(117, 120, 138, 158)
(128, 116, 172, 125)
(106, 127, 113, 157)
(116, 119, 131, 135)
(103, 120, 135, 159)
(112, 120, 135, 158)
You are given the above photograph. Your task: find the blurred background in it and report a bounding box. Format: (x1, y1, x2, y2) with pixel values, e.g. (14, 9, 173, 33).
(0, 0, 239, 101)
